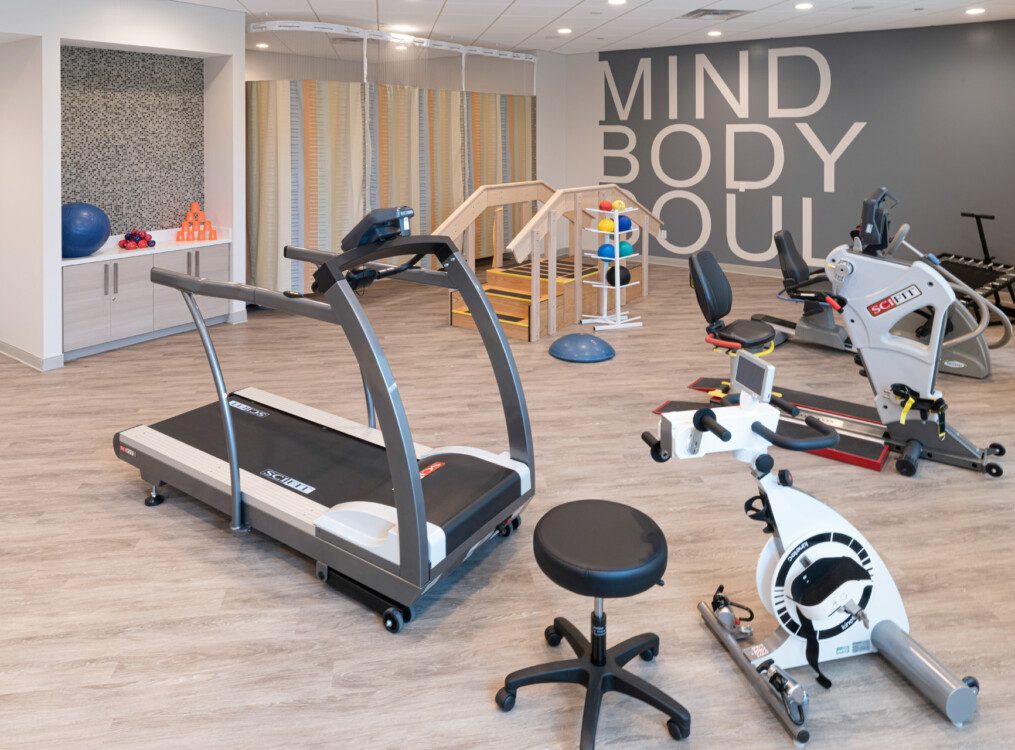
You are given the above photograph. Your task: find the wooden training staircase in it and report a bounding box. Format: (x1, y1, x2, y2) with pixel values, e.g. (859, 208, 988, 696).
(451, 259, 646, 341)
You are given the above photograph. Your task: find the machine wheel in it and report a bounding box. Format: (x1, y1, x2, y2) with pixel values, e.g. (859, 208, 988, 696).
(544, 625, 562, 647)
(895, 457, 917, 477)
(987, 442, 1006, 457)
(985, 462, 1003, 478)
(145, 494, 165, 507)
(495, 687, 516, 712)
(667, 718, 690, 740)
(382, 607, 404, 634)
(497, 520, 513, 537)
(402, 605, 416, 624)
(963, 676, 980, 694)
(511, 516, 521, 530)
(640, 645, 659, 662)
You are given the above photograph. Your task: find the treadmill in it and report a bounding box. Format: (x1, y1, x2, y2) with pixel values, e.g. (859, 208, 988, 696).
(114, 207, 535, 633)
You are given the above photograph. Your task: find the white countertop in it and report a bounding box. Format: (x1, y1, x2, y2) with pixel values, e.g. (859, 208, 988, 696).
(62, 227, 231, 267)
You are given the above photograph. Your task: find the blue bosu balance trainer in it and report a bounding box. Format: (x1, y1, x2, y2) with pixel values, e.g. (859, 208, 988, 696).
(548, 333, 615, 363)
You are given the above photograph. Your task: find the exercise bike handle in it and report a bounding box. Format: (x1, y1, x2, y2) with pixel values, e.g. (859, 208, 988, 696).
(693, 408, 732, 442)
(751, 416, 839, 452)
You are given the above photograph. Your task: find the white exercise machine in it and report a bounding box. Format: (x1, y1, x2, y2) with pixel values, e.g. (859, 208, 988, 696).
(642, 351, 980, 745)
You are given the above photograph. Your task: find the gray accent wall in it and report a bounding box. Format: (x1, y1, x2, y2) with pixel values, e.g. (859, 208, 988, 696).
(61, 46, 204, 234)
(600, 21, 1015, 268)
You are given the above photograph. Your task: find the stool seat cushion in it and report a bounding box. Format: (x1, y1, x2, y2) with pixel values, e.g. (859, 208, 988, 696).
(533, 500, 667, 598)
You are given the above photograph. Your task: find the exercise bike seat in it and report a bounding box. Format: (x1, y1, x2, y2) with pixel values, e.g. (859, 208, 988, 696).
(690, 250, 776, 350)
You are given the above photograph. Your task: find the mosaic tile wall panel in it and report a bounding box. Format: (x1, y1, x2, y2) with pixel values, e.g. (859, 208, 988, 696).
(61, 46, 204, 234)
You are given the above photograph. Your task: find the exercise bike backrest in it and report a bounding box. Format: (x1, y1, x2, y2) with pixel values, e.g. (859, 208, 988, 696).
(689, 250, 734, 327)
(773, 230, 812, 288)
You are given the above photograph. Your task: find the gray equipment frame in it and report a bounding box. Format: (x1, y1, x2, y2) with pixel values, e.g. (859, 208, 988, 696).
(118, 233, 534, 615)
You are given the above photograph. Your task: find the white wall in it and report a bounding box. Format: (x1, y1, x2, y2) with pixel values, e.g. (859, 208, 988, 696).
(0, 0, 246, 369)
(535, 51, 566, 187)
(563, 52, 603, 188)
(0, 37, 44, 365)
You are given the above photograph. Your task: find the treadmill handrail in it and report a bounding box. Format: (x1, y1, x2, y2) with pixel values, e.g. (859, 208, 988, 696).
(151, 268, 335, 323)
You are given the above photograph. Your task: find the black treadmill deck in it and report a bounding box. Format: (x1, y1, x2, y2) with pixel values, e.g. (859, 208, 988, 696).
(151, 394, 521, 551)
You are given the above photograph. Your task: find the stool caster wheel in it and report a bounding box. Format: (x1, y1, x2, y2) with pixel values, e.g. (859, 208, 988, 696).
(382, 607, 404, 634)
(987, 442, 1006, 457)
(544, 625, 562, 647)
(985, 462, 1003, 478)
(145, 494, 164, 507)
(495, 687, 516, 712)
(640, 645, 659, 661)
(667, 718, 690, 741)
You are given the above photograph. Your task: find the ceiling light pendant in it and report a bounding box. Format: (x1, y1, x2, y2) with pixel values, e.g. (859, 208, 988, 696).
(965, 7, 985, 13)
(707, 30, 722, 37)
(557, 27, 573, 34)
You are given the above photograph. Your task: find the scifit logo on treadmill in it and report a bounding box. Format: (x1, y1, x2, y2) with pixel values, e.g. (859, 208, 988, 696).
(229, 400, 270, 418)
(866, 285, 922, 317)
(261, 469, 315, 494)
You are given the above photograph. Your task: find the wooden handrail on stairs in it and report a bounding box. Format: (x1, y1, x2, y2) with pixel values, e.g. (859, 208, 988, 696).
(433, 180, 557, 270)
(504, 184, 664, 341)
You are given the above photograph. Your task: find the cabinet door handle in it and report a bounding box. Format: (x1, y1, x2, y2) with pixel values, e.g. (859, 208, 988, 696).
(187, 252, 192, 275)
(113, 262, 119, 294)
(195, 250, 200, 277)
(104, 263, 109, 295)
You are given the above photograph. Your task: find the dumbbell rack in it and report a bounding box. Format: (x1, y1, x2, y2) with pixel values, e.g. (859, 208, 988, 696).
(581, 207, 642, 331)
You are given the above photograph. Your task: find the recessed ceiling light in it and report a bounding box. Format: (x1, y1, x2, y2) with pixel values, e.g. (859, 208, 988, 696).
(389, 24, 416, 33)
(395, 44, 407, 50)
(965, 6, 985, 13)
(707, 30, 722, 36)
(255, 42, 270, 49)
(795, 2, 814, 9)
(608, 0, 628, 5)
(557, 27, 572, 34)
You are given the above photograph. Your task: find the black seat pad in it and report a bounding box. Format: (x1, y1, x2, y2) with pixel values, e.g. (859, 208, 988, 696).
(716, 319, 775, 348)
(533, 500, 667, 598)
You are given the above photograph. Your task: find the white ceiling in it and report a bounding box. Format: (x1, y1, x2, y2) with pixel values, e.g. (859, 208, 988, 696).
(176, 0, 1015, 55)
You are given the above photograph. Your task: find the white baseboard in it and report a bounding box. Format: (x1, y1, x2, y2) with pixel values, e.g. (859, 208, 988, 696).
(0, 340, 63, 371)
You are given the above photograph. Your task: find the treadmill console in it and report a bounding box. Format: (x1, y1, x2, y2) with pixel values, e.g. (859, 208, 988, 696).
(341, 206, 414, 251)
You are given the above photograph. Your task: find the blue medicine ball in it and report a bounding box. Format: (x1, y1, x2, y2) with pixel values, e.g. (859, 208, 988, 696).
(618, 215, 633, 232)
(597, 243, 619, 261)
(62, 202, 111, 258)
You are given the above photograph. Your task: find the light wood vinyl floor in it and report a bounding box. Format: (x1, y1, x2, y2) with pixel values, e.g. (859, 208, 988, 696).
(2, 266, 1014, 750)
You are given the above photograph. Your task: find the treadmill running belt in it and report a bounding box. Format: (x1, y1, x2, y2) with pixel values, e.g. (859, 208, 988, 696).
(151, 394, 520, 551)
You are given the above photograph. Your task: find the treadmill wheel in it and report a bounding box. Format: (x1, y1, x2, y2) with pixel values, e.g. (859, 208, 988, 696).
(512, 516, 521, 531)
(382, 607, 404, 634)
(145, 494, 165, 507)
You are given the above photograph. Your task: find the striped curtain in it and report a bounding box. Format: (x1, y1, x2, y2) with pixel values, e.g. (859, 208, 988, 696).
(247, 81, 535, 292)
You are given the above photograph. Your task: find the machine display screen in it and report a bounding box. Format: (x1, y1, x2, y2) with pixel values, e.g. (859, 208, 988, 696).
(733, 353, 772, 401)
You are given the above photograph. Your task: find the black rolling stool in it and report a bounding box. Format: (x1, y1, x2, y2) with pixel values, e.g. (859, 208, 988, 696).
(495, 499, 691, 748)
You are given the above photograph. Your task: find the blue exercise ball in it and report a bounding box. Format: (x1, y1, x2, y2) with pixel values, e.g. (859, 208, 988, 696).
(597, 243, 618, 261)
(62, 202, 111, 258)
(549, 333, 616, 363)
(618, 214, 633, 232)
